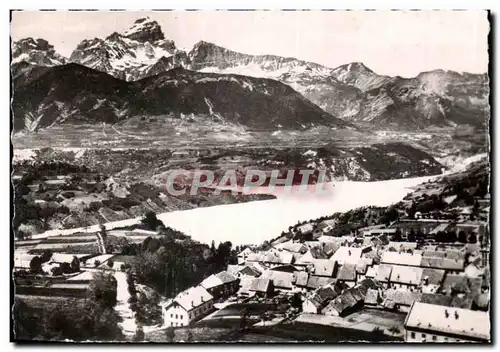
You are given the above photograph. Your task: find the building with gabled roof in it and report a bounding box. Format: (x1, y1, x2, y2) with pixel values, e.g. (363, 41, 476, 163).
(336, 264, 357, 287)
(404, 302, 490, 342)
(306, 276, 336, 290)
(381, 251, 422, 267)
(275, 241, 308, 254)
(261, 270, 295, 290)
(329, 246, 362, 265)
(374, 264, 393, 288)
(237, 247, 254, 264)
(248, 278, 274, 296)
(302, 282, 347, 314)
(355, 257, 374, 282)
(389, 265, 424, 290)
(294, 271, 309, 288)
(200, 271, 239, 300)
(310, 259, 336, 277)
(420, 256, 465, 273)
(161, 286, 214, 327)
(421, 268, 446, 293)
(382, 289, 422, 312)
(365, 265, 378, 279)
(364, 288, 380, 306)
(422, 249, 464, 261)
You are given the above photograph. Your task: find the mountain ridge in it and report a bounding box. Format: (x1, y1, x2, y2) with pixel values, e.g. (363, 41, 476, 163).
(12, 63, 351, 132)
(11, 17, 490, 131)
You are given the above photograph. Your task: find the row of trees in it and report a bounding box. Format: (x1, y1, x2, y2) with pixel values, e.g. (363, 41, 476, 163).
(131, 234, 236, 299)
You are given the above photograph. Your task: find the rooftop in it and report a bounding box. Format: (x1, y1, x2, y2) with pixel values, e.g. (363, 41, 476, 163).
(330, 246, 362, 265)
(381, 251, 422, 267)
(405, 302, 490, 341)
(164, 285, 213, 312)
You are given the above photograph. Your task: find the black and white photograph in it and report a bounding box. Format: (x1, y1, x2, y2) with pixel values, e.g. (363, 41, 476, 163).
(10, 9, 491, 343)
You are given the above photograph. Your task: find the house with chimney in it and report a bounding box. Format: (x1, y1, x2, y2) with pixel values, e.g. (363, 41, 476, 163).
(161, 286, 214, 327)
(404, 302, 490, 342)
(388, 265, 424, 291)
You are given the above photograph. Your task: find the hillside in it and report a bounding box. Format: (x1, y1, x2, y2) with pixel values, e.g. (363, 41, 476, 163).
(12, 159, 275, 237)
(12, 64, 348, 131)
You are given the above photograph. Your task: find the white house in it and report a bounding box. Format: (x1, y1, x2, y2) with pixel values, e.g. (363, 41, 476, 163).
(161, 286, 214, 327)
(237, 247, 254, 264)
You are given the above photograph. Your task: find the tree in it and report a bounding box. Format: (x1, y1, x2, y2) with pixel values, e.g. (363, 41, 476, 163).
(468, 233, 478, 244)
(40, 250, 53, 263)
(392, 228, 403, 242)
(29, 256, 42, 274)
(290, 293, 303, 310)
(446, 230, 457, 243)
(88, 272, 118, 309)
(141, 211, 164, 231)
(458, 230, 467, 243)
(99, 224, 107, 238)
(407, 228, 416, 242)
(134, 326, 145, 342)
(70, 257, 80, 272)
(107, 259, 115, 269)
(415, 229, 425, 242)
(186, 329, 193, 342)
(408, 202, 417, 219)
(473, 200, 480, 214)
(240, 308, 251, 331)
(165, 326, 175, 343)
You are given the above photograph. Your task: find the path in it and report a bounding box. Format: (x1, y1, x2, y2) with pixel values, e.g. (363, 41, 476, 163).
(114, 271, 137, 337)
(111, 124, 143, 140)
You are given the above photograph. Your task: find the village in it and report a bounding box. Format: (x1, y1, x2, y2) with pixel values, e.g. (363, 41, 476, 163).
(13, 182, 491, 342)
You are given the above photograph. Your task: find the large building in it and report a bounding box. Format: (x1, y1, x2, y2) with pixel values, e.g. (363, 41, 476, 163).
(200, 271, 239, 300)
(404, 302, 490, 343)
(161, 286, 214, 327)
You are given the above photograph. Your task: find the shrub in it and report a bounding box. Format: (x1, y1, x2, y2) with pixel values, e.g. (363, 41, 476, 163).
(61, 191, 75, 198)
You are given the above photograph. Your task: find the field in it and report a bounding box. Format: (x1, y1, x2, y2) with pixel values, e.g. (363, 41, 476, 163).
(15, 294, 87, 311)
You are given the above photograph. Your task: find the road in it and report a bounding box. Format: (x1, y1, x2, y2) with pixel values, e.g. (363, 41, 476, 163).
(114, 271, 137, 337)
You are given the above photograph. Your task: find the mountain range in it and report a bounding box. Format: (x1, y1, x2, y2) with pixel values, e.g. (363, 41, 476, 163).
(11, 17, 490, 132)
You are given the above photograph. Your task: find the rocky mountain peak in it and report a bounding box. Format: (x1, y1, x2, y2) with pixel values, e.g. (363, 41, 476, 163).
(123, 17, 165, 42)
(189, 41, 224, 58)
(12, 37, 67, 67)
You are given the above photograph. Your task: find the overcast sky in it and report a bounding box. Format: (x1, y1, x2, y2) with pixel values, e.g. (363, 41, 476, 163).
(11, 10, 489, 77)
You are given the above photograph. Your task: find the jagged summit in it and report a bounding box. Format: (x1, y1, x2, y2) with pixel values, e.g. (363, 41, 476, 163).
(11, 37, 67, 67)
(68, 16, 179, 81)
(123, 17, 165, 42)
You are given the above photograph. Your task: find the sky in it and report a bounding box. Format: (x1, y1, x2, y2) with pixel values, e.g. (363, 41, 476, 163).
(10, 10, 489, 77)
